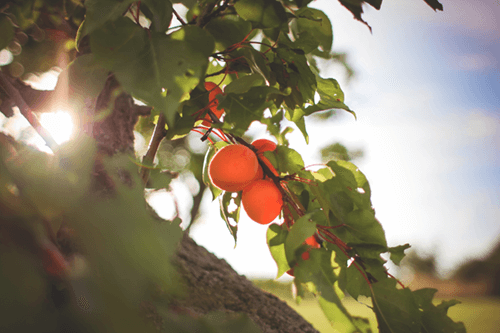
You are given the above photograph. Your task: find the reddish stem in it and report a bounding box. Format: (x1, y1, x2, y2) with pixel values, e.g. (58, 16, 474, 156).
(386, 271, 406, 289)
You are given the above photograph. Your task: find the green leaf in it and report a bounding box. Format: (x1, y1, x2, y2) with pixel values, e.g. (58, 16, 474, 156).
(372, 278, 421, 333)
(305, 77, 356, 119)
(165, 112, 197, 140)
(274, 145, 304, 174)
(142, 0, 173, 32)
(337, 0, 382, 31)
(90, 18, 214, 126)
(423, 0, 444, 11)
(0, 15, 15, 51)
(219, 191, 241, 247)
(84, 0, 136, 35)
(275, 47, 317, 102)
(318, 296, 372, 333)
(205, 15, 253, 50)
(285, 107, 309, 144)
(334, 209, 387, 248)
(413, 288, 466, 333)
(224, 74, 264, 94)
(327, 160, 372, 209)
(295, 249, 369, 332)
(284, 212, 317, 263)
(219, 86, 277, 136)
(338, 261, 371, 299)
(293, 8, 333, 52)
(146, 168, 174, 190)
(266, 223, 291, 278)
(234, 0, 288, 29)
(242, 47, 272, 83)
(388, 244, 411, 265)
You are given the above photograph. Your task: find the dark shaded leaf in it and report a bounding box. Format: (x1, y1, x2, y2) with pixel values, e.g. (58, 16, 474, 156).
(337, 0, 382, 31)
(205, 15, 253, 50)
(0, 15, 15, 51)
(423, 0, 444, 11)
(234, 0, 288, 29)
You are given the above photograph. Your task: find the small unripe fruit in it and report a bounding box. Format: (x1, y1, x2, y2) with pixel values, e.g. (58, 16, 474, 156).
(209, 145, 259, 192)
(242, 179, 283, 224)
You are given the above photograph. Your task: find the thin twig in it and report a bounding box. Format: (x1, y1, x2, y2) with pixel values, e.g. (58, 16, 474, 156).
(0, 72, 58, 152)
(140, 112, 167, 184)
(172, 7, 186, 25)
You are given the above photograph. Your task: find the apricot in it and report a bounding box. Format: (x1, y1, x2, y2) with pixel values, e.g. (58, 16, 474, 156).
(208, 144, 259, 192)
(252, 139, 277, 153)
(202, 82, 224, 126)
(251, 139, 279, 177)
(305, 235, 321, 249)
(242, 179, 283, 224)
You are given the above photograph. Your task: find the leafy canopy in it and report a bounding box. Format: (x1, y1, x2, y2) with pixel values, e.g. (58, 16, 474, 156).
(0, 0, 464, 332)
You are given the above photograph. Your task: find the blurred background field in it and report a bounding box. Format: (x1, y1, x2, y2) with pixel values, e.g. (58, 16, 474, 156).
(252, 279, 500, 333)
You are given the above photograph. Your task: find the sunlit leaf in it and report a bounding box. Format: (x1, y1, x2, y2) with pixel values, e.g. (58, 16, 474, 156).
(274, 145, 304, 174)
(267, 223, 291, 278)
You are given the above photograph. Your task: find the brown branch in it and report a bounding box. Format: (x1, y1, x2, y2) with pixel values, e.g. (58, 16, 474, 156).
(0, 72, 58, 152)
(195, 1, 217, 28)
(185, 181, 206, 234)
(140, 112, 167, 184)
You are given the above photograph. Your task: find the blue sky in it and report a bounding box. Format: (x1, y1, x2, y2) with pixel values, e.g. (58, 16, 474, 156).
(187, 0, 500, 279)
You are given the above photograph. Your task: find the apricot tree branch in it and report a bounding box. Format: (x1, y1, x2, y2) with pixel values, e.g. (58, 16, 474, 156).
(140, 112, 167, 185)
(0, 72, 58, 152)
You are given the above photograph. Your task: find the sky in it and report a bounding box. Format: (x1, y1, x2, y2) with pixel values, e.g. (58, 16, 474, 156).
(1, 0, 498, 281)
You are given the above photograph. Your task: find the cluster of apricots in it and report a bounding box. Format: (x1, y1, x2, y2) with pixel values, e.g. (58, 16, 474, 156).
(208, 139, 282, 225)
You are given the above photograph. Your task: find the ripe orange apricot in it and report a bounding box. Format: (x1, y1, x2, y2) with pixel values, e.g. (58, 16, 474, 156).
(252, 139, 277, 153)
(242, 179, 283, 224)
(208, 144, 259, 192)
(251, 139, 279, 177)
(202, 82, 224, 126)
(250, 164, 264, 183)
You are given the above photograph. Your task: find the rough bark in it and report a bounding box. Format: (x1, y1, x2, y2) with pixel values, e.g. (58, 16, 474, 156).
(173, 233, 319, 333)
